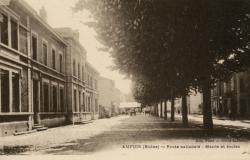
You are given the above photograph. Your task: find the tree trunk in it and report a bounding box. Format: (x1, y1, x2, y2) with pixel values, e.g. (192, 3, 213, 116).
(182, 93, 188, 127)
(160, 101, 163, 118)
(155, 103, 158, 117)
(164, 100, 167, 120)
(202, 80, 213, 134)
(171, 96, 175, 121)
(154, 104, 156, 116)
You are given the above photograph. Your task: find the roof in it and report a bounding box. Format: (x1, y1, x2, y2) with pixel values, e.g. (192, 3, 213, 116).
(86, 61, 99, 75)
(54, 27, 87, 54)
(119, 102, 141, 108)
(10, 0, 67, 45)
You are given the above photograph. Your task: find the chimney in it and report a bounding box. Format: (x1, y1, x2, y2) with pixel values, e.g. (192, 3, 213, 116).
(39, 6, 47, 23)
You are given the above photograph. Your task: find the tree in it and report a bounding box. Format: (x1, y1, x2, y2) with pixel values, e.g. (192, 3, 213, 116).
(74, 0, 250, 134)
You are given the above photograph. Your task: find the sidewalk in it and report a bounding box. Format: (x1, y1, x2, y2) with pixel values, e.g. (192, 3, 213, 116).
(170, 113, 250, 129)
(0, 116, 128, 152)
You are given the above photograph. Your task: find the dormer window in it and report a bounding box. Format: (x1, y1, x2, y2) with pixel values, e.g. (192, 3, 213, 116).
(10, 19, 18, 50)
(52, 48, 56, 69)
(19, 26, 28, 54)
(0, 13, 8, 46)
(42, 41, 48, 65)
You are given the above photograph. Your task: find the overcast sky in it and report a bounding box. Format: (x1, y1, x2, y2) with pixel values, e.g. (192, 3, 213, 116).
(25, 0, 132, 94)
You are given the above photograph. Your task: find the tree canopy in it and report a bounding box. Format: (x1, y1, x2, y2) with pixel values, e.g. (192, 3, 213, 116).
(74, 0, 250, 132)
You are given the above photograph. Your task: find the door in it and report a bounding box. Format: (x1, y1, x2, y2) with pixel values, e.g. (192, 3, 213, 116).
(240, 99, 247, 117)
(33, 80, 39, 124)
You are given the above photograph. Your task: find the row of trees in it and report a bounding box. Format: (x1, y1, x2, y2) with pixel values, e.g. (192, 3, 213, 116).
(75, 0, 250, 134)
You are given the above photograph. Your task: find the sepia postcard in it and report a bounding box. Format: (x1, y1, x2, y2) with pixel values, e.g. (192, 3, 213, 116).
(0, 0, 250, 159)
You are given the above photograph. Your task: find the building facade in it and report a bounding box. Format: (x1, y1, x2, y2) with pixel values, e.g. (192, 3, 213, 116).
(55, 28, 94, 123)
(98, 77, 123, 118)
(211, 71, 250, 118)
(0, 0, 99, 136)
(85, 62, 99, 120)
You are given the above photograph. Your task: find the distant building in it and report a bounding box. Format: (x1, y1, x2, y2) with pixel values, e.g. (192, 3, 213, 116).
(85, 62, 99, 120)
(55, 28, 100, 123)
(119, 102, 141, 114)
(156, 91, 202, 118)
(98, 76, 124, 118)
(189, 92, 202, 114)
(125, 93, 135, 102)
(211, 71, 250, 118)
(164, 70, 250, 119)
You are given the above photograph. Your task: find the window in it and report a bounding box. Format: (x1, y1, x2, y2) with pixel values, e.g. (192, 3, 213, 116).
(59, 54, 63, 73)
(59, 87, 64, 112)
(12, 72, 19, 112)
(0, 69, 9, 112)
(94, 79, 98, 90)
(79, 91, 81, 112)
(223, 82, 227, 94)
(240, 77, 245, 93)
(52, 85, 57, 112)
(82, 93, 85, 112)
(0, 13, 8, 45)
(11, 19, 18, 50)
(87, 75, 90, 86)
(82, 66, 84, 81)
(43, 83, 49, 112)
(88, 97, 91, 112)
(219, 82, 223, 95)
(226, 81, 231, 92)
(85, 96, 88, 112)
(52, 49, 56, 69)
(95, 98, 98, 112)
(19, 26, 28, 54)
(73, 89, 77, 112)
(90, 77, 93, 88)
(86, 96, 89, 112)
(0, 71, 21, 113)
(230, 77, 234, 91)
(42, 42, 48, 65)
(31, 34, 37, 60)
(73, 60, 76, 76)
(78, 63, 80, 78)
(86, 74, 89, 85)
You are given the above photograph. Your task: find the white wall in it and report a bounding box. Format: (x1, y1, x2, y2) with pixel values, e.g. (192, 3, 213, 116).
(189, 91, 202, 114)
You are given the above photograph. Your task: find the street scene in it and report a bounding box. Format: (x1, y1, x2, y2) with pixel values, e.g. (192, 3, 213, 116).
(1, 0, 250, 159)
(1, 114, 250, 157)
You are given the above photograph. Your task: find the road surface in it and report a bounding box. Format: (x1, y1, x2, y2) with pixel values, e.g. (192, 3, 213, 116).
(0, 114, 250, 159)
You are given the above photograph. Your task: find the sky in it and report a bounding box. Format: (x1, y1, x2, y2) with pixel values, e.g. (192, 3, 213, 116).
(25, 0, 132, 94)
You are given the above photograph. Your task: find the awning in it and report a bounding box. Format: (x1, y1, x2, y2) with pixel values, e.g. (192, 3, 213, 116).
(119, 102, 141, 108)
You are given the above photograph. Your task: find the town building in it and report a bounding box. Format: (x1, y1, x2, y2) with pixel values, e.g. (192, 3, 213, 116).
(85, 62, 99, 120)
(55, 28, 95, 124)
(188, 92, 202, 114)
(156, 91, 203, 119)
(0, 0, 99, 136)
(156, 69, 250, 119)
(0, 0, 68, 136)
(98, 76, 124, 118)
(119, 102, 141, 115)
(211, 71, 250, 118)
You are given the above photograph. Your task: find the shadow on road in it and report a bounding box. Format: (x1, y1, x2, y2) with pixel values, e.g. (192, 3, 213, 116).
(1, 115, 250, 155)
(40, 115, 250, 155)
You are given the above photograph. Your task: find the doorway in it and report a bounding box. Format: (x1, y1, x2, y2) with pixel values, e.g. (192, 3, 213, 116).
(33, 80, 39, 124)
